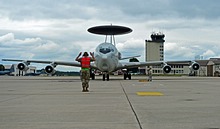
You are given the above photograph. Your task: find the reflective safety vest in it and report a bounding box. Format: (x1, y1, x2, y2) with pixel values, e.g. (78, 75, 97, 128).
(81, 57, 91, 68)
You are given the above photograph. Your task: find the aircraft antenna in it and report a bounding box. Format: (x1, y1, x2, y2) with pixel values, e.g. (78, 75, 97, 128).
(113, 35, 116, 46)
(105, 35, 107, 43)
(110, 35, 116, 46)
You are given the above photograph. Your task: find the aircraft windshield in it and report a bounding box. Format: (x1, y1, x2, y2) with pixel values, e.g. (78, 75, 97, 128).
(99, 47, 114, 54)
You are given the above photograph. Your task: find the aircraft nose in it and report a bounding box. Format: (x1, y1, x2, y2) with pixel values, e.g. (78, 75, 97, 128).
(102, 55, 108, 60)
(100, 55, 109, 71)
(102, 63, 108, 71)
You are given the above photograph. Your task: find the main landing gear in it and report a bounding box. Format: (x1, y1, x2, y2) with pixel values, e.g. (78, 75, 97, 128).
(90, 69, 95, 80)
(90, 72, 95, 80)
(101, 71, 131, 81)
(124, 72, 131, 80)
(102, 73, 109, 81)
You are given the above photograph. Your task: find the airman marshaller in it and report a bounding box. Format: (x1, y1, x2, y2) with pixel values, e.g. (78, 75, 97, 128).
(75, 52, 95, 92)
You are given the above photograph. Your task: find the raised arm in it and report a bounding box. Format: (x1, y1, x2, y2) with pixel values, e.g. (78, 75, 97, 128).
(75, 52, 82, 62)
(90, 52, 96, 61)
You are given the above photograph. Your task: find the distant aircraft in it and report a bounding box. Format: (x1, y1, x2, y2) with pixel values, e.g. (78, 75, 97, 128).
(0, 64, 14, 75)
(24, 70, 44, 76)
(2, 25, 200, 80)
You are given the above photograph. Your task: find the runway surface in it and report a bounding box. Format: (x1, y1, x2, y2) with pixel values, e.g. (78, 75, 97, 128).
(0, 76, 220, 129)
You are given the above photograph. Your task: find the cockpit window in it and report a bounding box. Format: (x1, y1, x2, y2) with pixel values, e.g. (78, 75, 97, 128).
(99, 47, 114, 54)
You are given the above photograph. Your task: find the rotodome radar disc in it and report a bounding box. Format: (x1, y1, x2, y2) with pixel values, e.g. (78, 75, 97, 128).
(88, 25, 132, 35)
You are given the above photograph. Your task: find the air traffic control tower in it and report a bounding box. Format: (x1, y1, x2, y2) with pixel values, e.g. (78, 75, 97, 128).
(145, 32, 165, 61)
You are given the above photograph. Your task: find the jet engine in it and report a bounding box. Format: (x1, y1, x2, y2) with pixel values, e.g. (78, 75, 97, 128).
(127, 58, 139, 73)
(162, 65, 172, 73)
(17, 62, 29, 71)
(45, 65, 56, 75)
(0, 64, 5, 71)
(189, 62, 200, 71)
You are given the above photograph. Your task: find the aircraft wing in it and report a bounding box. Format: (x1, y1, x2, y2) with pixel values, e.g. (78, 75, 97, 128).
(2, 59, 98, 69)
(2, 59, 81, 66)
(117, 61, 163, 70)
(117, 60, 195, 70)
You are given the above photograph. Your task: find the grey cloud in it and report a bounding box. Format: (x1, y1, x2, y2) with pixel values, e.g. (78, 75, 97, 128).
(164, 41, 220, 60)
(1, 0, 219, 22)
(84, 0, 220, 20)
(170, 0, 220, 19)
(0, 0, 98, 20)
(0, 33, 81, 60)
(1, 0, 220, 70)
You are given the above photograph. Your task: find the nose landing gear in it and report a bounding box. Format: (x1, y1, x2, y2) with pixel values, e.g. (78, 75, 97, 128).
(102, 73, 109, 81)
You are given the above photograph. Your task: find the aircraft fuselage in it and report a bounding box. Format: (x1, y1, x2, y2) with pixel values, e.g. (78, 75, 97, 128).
(94, 43, 119, 73)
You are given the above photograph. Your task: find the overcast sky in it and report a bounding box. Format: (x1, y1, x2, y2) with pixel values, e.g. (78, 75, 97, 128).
(0, 0, 220, 71)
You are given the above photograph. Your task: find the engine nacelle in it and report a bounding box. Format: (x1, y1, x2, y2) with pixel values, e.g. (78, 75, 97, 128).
(162, 65, 172, 73)
(0, 64, 5, 71)
(189, 62, 200, 71)
(17, 62, 29, 71)
(45, 65, 56, 75)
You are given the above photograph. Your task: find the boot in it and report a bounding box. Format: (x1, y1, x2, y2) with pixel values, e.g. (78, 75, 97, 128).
(85, 83, 89, 92)
(82, 87, 86, 92)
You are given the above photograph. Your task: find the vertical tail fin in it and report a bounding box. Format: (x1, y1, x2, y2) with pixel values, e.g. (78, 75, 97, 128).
(10, 65, 15, 72)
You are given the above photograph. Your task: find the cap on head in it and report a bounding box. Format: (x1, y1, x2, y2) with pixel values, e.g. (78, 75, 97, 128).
(83, 52, 89, 56)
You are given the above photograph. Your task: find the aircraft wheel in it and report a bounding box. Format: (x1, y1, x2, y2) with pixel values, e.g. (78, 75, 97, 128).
(107, 74, 109, 81)
(102, 74, 105, 81)
(128, 74, 131, 80)
(91, 73, 95, 80)
(124, 74, 127, 80)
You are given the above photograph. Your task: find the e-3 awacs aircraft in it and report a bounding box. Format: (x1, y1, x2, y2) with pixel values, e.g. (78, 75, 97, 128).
(2, 25, 200, 81)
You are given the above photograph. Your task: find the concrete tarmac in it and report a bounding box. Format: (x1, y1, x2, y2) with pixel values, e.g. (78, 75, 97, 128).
(0, 76, 220, 129)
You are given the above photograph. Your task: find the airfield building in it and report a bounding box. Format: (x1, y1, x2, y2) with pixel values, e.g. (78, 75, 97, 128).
(145, 32, 165, 61)
(145, 32, 197, 75)
(145, 32, 165, 74)
(144, 32, 220, 76)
